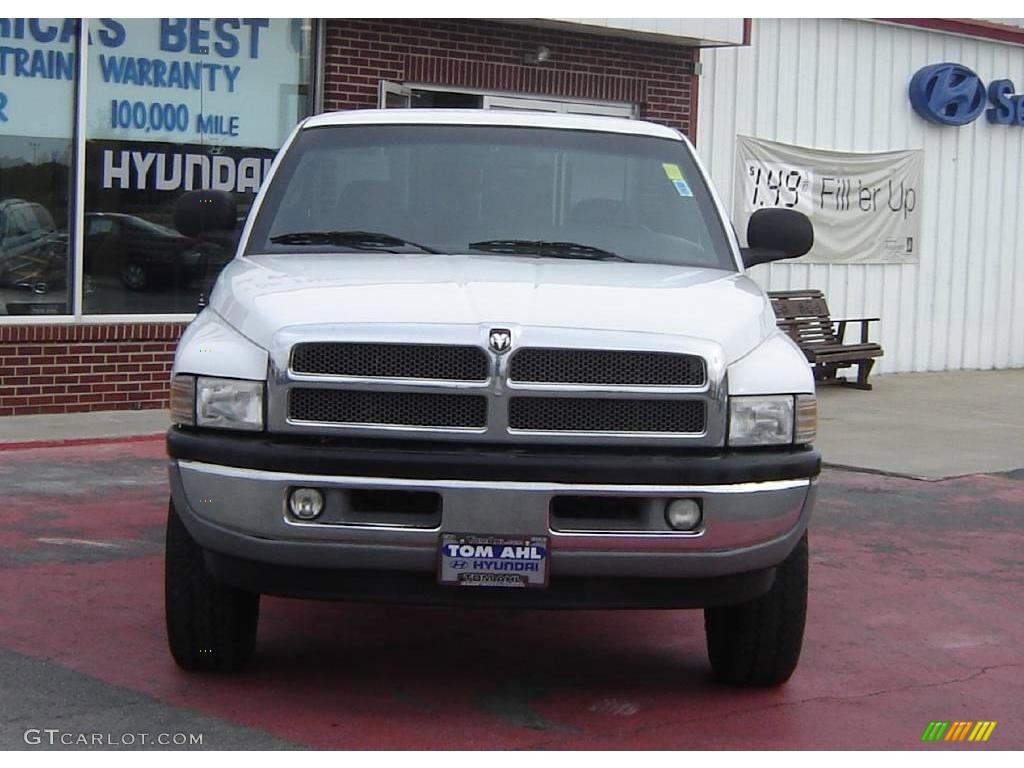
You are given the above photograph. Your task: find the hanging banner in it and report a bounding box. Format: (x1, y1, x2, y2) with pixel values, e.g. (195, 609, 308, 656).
(734, 135, 922, 264)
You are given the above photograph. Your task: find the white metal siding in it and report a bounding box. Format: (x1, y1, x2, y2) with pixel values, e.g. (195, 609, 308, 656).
(697, 18, 1024, 373)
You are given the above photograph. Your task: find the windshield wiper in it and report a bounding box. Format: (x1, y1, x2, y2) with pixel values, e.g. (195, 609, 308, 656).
(270, 230, 445, 254)
(468, 239, 628, 262)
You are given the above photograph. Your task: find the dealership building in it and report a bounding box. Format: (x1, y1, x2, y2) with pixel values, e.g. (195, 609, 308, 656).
(1, 17, 1022, 415)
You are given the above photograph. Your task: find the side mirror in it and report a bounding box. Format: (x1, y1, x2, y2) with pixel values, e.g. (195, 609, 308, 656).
(173, 190, 238, 238)
(741, 208, 814, 268)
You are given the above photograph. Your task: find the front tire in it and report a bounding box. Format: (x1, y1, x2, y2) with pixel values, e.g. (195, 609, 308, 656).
(704, 532, 808, 686)
(165, 499, 259, 672)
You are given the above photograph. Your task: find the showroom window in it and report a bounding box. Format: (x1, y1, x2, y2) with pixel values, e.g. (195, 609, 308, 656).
(0, 18, 313, 319)
(0, 18, 77, 316)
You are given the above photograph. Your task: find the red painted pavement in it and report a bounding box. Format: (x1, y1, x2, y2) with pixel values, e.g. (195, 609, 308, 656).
(0, 439, 1021, 749)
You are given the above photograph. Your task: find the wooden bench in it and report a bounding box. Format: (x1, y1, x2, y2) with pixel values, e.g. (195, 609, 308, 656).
(767, 289, 884, 390)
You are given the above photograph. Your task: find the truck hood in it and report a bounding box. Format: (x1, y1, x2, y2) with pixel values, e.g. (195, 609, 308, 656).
(210, 253, 778, 364)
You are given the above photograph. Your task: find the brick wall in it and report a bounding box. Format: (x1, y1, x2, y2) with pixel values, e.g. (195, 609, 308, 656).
(324, 19, 697, 137)
(0, 324, 187, 417)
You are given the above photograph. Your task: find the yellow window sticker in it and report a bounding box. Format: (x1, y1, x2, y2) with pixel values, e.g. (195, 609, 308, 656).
(662, 163, 693, 196)
(662, 163, 684, 181)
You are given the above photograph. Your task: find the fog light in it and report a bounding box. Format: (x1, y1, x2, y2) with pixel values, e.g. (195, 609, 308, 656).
(289, 488, 324, 520)
(665, 498, 702, 531)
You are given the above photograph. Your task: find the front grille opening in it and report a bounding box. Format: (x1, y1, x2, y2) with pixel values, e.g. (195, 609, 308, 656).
(290, 488, 442, 528)
(550, 495, 656, 532)
(291, 342, 489, 381)
(289, 388, 487, 429)
(552, 496, 643, 520)
(509, 397, 706, 434)
(348, 489, 440, 517)
(343, 488, 441, 528)
(510, 348, 706, 386)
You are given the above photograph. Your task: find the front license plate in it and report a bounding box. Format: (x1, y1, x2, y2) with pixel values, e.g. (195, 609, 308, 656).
(439, 534, 549, 588)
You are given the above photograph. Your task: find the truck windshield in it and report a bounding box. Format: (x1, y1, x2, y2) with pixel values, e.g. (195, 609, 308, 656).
(245, 124, 735, 270)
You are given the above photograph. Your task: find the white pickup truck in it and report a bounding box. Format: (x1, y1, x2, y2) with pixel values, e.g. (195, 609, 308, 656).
(165, 109, 819, 686)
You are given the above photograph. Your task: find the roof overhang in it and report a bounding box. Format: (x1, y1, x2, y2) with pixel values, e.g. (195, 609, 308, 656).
(508, 18, 748, 48)
(875, 18, 1024, 46)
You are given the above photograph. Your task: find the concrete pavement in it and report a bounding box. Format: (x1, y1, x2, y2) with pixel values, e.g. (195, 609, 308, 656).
(0, 409, 169, 447)
(815, 369, 1024, 480)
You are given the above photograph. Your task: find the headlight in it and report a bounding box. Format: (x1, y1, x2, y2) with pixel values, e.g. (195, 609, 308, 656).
(728, 395, 794, 446)
(169, 374, 264, 431)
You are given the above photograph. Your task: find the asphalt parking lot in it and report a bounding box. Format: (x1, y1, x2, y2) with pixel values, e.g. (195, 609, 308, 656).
(0, 433, 1020, 749)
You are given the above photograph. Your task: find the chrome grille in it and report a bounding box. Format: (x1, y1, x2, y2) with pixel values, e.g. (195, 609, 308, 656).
(509, 348, 705, 386)
(289, 388, 487, 429)
(272, 329, 724, 446)
(508, 397, 706, 434)
(291, 342, 489, 381)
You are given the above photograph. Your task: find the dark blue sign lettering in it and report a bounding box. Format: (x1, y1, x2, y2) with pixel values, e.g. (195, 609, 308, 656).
(909, 63, 986, 126)
(0, 46, 75, 80)
(159, 18, 268, 59)
(910, 63, 1024, 128)
(95, 19, 126, 48)
(27, 19, 58, 44)
(0, 18, 77, 44)
(240, 19, 269, 58)
(213, 19, 240, 57)
(986, 78, 1024, 125)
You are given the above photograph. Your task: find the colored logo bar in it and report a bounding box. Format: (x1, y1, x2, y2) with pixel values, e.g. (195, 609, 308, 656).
(921, 721, 997, 742)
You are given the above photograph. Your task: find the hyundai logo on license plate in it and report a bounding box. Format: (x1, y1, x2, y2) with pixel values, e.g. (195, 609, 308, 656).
(439, 534, 549, 588)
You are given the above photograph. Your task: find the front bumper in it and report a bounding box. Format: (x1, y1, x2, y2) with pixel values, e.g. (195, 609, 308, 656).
(167, 429, 818, 605)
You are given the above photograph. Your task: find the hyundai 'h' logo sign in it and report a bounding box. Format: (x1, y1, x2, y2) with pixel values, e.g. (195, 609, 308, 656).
(488, 328, 512, 354)
(909, 63, 987, 126)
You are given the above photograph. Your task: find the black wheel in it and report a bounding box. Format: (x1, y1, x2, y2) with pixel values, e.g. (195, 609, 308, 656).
(704, 532, 808, 686)
(165, 499, 259, 672)
(121, 260, 149, 291)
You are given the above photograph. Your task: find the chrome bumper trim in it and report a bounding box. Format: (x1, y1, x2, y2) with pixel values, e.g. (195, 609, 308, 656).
(179, 459, 808, 495)
(171, 459, 814, 578)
